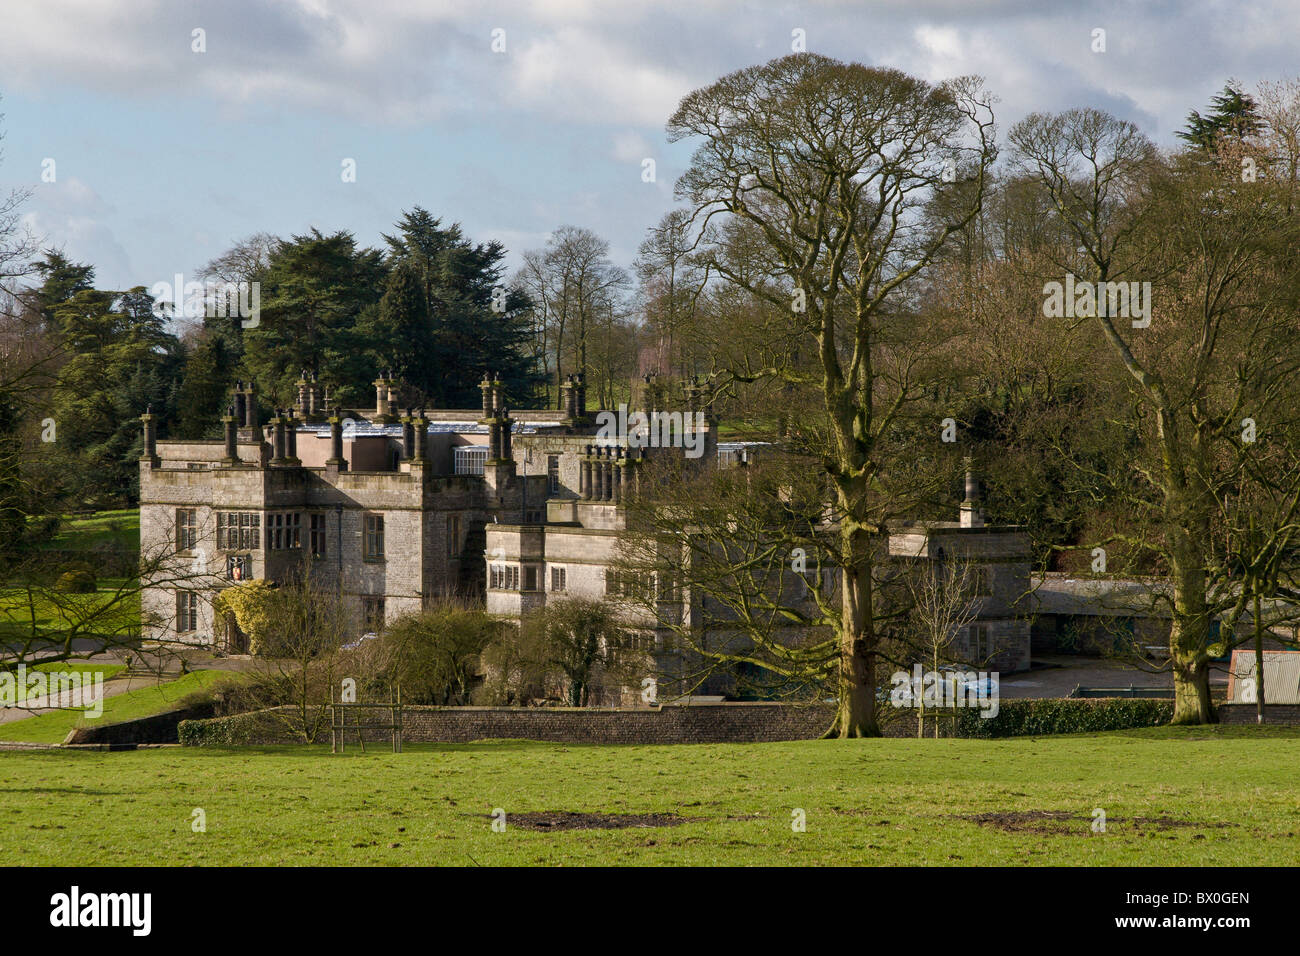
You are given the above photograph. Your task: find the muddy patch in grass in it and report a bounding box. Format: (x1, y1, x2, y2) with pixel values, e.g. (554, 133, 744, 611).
(958, 810, 1233, 835)
(483, 811, 700, 831)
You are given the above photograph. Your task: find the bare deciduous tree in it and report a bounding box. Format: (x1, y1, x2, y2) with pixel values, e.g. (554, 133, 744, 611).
(667, 54, 997, 735)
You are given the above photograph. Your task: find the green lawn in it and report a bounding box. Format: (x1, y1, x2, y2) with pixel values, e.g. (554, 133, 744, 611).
(0, 670, 226, 744)
(46, 509, 139, 552)
(0, 725, 1296, 865)
(0, 583, 141, 645)
(0, 509, 142, 643)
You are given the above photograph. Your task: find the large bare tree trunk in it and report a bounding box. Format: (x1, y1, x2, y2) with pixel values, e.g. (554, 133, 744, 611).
(1168, 550, 1217, 725)
(834, 524, 879, 737)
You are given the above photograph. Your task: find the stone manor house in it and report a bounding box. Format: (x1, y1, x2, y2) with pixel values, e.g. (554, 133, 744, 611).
(138, 373, 1032, 698)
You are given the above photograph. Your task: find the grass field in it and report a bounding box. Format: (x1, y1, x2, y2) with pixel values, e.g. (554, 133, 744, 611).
(0, 725, 1296, 865)
(46, 509, 139, 552)
(0, 671, 226, 744)
(1, 509, 142, 644)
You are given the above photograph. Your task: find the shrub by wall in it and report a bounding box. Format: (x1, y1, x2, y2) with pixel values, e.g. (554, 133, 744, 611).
(955, 698, 1173, 738)
(179, 710, 289, 746)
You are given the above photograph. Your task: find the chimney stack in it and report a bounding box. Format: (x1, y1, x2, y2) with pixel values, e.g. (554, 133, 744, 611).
(221, 406, 238, 464)
(296, 370, 310, 419)
(232, 381, 246, 428)
(562, 375, 576, 421)
(960, 458, 985, 529)
(271, 410, 288, 465)
(242, 383, 258, 430)
(326, 407, 347, 472)
(285, 409, 299, 463)
(412, 409, 428, 463)
(140, 406, 159, 467)
(401, 409, 415, 461)
(491, 372, 504, 418)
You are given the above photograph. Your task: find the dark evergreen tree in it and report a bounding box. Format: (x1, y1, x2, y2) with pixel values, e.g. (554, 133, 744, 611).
(374, 207, 542, 407)
(1177, 84, 1264, 153)
(47, 285, 181, 506)
(174, 326, 237, 438)
(240, 229, 387, 409)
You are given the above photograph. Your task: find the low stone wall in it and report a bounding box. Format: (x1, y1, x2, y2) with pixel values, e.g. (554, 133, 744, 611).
(182, 703, 858, 745)
(1217, 703, 1300, 725)
(63, 704, 214, 746)
(403, 703, 840, 744)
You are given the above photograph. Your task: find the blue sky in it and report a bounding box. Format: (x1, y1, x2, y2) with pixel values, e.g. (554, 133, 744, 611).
(1, 0, 1295, 293)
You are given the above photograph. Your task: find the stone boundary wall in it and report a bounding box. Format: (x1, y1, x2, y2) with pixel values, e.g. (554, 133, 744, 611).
(63, 704, 214, 745)
(1217, 703, 1300, 725)
(182, 703, 890, 745)
(403, 703, 842, 744)
(39, 699, 1286, 749)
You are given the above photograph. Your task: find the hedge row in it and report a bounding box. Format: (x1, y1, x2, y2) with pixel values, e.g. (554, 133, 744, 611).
(179, 711, 282, 746)
(955, 697, 1173, 738)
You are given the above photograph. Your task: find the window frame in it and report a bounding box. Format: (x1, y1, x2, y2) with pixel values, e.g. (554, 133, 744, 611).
(175, 508, 197, 553)
(968, 623, 992, 660)
(309, 513, 328, 558)
(176, 590, 199, 633)
(547, 455, 560, 495)
(364, 514, 385, 561)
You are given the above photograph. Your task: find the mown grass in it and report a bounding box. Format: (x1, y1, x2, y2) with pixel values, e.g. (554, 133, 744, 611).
(46, 509, 139, 552)
(0, 509, 142, 643)
(0, 585, 141, 645)
(0, 725, 1296, 865)
(0, 670, 226, 744)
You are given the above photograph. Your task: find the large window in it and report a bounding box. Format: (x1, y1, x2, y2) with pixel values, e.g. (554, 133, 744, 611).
(175, 509, 197, 552)
(216, 512, 259, 550)
(176, 590, 199, 633)
(606, 569, 655, 601)
(310, 513, 328, 558)
(547, 455, 560, 495)
(265, 512, 301, 550)
(523, 566, 540, 592)
(968, 624, 992, 661)
(454, 446, 488, 475)
(364, 514, 385, 560)
(551, 567, 566, 592)
(489, 565, 520, 590)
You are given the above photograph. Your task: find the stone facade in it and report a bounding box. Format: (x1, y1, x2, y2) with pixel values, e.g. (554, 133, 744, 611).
(140, 376, 1030, 702)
